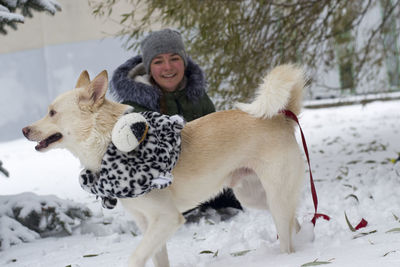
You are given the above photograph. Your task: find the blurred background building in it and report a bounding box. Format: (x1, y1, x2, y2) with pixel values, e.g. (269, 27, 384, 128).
(1, 0, 399, 142)
(0, 0, 141, 141)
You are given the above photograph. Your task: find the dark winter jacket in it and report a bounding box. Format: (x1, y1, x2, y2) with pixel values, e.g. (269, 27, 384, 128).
(110, 55, 215, 122)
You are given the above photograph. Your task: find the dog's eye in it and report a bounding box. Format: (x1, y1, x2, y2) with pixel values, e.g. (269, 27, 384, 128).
(49, 110, 56, 117)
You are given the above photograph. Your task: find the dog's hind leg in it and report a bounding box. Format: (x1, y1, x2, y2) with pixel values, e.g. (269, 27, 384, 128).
(230, 169, 302, 234)
(230, 169, 268, 210)
(267, 190, 296, 253)
(256, 161, 303, 253)
(120, 189, 185, 267)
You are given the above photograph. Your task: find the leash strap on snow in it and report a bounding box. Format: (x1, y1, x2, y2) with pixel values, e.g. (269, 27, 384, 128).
(279, 109, 330, 226)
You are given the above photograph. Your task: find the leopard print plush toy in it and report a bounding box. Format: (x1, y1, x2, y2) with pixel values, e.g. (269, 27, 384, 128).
(79, 110, 185, 209)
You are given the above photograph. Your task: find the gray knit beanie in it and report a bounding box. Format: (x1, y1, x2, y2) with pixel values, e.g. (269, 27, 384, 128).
(140, 28, 188, 74)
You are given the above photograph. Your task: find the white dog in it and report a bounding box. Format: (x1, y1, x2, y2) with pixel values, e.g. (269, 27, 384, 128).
(23, 64, 306, 267)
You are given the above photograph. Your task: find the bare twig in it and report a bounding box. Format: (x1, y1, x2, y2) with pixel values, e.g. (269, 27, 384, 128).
(0, 160, 9, 177)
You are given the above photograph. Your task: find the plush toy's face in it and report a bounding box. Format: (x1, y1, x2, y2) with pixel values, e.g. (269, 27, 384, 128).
(111, 113, 149, 153)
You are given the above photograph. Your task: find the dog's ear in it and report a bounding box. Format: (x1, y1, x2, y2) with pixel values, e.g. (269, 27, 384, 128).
(79, 70, 108, 110)
(75, 70, 91, 88)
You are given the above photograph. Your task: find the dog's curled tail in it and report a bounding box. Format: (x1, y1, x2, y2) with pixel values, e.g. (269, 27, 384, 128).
(235, 64, 305, 119)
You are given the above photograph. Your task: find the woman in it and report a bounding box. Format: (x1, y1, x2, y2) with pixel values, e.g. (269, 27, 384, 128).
(110, 28, 241, 217)
(110, 28, 215, 121)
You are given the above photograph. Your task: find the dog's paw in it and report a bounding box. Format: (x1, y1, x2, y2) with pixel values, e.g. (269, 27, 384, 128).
(112, 113, 148, 152)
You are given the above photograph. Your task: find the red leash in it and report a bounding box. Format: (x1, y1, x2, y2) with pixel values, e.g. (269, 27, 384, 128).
(279, 109, 330, 225)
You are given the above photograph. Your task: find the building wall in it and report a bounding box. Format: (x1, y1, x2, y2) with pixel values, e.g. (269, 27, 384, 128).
(0, 0, 131, 54)
(0, 0, 141, 142)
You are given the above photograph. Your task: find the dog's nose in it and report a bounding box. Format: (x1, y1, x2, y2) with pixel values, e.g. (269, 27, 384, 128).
(22, 127, 30, 138)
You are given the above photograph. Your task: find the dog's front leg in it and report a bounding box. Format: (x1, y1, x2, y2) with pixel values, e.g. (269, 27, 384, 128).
(120, 189, 185, 267)
(152, 245, 169, 267)
(119, 203, 170, 267)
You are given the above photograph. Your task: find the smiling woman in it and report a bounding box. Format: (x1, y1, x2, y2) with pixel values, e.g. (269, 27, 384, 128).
(109, 28, 242, 215)
(150, 53, 185, 92)
(110, 28, 215, 122)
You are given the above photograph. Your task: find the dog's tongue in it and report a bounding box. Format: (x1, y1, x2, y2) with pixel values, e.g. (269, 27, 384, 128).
(35, 140, 47, 151)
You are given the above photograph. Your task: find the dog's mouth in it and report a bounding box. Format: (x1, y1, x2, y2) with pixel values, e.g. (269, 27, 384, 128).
(35, 133, 63, 151)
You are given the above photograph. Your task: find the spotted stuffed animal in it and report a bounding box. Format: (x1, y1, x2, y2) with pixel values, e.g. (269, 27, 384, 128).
(79, 110, 185, 209)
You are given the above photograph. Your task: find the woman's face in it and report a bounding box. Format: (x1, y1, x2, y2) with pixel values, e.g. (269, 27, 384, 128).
(150, 53, 185, 92)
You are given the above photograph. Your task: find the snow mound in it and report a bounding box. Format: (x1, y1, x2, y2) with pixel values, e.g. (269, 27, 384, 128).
(0, 192, 91, 250)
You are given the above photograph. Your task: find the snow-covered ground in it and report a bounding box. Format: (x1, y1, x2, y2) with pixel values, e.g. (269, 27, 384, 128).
(0, 99, 400, 267)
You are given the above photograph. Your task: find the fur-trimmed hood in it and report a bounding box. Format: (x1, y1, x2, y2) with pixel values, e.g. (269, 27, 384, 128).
(110, 55, 207, 111)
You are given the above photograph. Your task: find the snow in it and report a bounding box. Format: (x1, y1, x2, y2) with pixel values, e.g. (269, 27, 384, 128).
(1, 1, 17, 9)
(0, 99, 400, 266)
(0, 0, 61, 23)
(0, 192, 91, 243)
(0, 9, 24, 23)
(34, 0, 62, 14)
(0, 215, 39, 250)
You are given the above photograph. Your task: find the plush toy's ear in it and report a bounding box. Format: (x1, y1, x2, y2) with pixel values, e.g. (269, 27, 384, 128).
(75, 70, 90, 88)
(131, 121, 148, 144)
(78, 70, 108, 110)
